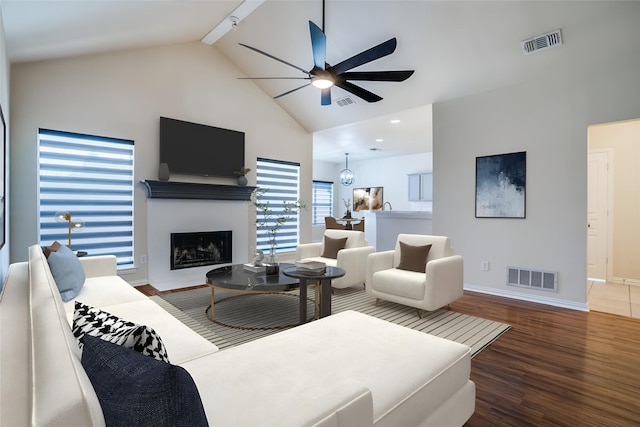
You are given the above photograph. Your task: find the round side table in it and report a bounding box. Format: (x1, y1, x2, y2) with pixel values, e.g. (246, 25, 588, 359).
(282, 266, 345, 322)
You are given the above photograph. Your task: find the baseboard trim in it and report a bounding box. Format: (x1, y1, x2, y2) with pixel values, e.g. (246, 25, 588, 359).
(611, 276, 640, 286)
(125, 278, 150, 287)
(464, 284, 589, 312)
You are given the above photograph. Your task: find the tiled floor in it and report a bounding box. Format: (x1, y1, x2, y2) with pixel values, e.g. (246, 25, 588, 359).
(587, 280, 640, 318)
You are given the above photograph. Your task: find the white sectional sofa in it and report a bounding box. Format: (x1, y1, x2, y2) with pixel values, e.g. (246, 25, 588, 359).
(0, 244, 475, 426)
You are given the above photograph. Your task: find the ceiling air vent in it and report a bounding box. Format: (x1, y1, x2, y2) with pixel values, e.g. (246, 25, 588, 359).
(336, 96, 356, 107)
(521, 29, 562, 55)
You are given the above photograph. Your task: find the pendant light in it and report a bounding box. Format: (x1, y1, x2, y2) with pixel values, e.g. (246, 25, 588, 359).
(339, 153, 355, 186)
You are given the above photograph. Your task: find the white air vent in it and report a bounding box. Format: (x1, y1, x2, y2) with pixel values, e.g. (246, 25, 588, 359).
(521, 29, 562, 55)
(507, 267, 558, 292)
(336, 96, 356, 107)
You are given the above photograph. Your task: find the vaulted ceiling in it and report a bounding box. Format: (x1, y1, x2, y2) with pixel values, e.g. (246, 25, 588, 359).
(2, 1, 639, 162)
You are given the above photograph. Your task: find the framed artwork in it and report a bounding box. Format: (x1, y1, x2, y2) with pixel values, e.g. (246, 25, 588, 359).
(0, 105, 5, 249)
(475, 151, 526, 218)
(353, 187, 384, 211)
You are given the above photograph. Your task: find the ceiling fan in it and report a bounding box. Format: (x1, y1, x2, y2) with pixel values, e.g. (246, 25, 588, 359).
(238, 2, 414, 106)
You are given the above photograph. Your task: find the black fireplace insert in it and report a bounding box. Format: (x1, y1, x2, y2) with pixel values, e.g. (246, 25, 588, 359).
(171, 230, 232, 270)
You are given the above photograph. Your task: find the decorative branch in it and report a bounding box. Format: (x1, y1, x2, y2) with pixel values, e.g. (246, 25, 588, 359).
(250, 189, 306, 252)
(234, 166, 252, 176)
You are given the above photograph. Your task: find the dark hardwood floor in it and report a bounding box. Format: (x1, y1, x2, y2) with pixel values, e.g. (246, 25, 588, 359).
(137, 284, 640, 426)
(451, 292, 640, 426)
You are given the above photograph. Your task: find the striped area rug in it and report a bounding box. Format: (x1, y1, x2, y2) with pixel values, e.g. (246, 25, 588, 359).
(151, 286, 510, 357)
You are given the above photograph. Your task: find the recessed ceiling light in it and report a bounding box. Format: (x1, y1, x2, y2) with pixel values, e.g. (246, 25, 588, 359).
(375, 138, 384, 142)
(390, 119, 400, 124)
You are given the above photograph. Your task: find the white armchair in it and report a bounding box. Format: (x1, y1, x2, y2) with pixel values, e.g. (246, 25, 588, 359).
(296, 230, 375, 289)
(366, 234, 463, 317)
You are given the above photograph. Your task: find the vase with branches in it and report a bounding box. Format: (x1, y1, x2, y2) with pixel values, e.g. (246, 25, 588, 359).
(343, 198, 352, 218)
(234, 166, 251, 186)
(250, 188, 306, 274)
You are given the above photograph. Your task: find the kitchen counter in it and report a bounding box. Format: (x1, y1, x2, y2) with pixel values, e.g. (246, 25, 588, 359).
(363, 211, 432, 251)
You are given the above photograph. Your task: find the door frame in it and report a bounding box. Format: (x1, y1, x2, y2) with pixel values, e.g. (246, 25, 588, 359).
(587, 148, 614, 282)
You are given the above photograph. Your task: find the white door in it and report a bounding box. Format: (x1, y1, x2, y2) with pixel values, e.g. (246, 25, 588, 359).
(587, 150, 609, 280)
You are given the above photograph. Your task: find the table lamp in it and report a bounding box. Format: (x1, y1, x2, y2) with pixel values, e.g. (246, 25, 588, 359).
(54, 211, 85, 250)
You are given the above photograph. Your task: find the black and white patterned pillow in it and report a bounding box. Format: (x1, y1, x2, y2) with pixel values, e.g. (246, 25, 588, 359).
(73, 301, 170, 363)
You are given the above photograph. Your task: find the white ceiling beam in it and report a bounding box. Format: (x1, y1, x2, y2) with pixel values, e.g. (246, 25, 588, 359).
(201, 0, 265, 45)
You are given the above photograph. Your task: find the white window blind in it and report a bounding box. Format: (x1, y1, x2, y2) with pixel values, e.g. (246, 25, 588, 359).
(255, 158, 301, 253)
(38, 129, 135, 269)
(312, 180, 333, 225)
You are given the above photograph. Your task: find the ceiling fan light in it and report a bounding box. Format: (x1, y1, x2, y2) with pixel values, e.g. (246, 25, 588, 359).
(312, 77, 334, 89)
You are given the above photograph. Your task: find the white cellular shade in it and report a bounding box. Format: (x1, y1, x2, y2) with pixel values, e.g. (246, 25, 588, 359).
(255, 158, 301, 253)
(38, 129, 134, 269)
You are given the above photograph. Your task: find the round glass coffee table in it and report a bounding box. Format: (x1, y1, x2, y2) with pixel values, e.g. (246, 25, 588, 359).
(206, 263, 307, 327)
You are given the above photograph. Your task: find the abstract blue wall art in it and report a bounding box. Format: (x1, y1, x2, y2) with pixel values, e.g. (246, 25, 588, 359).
(475, 151, 526, 218)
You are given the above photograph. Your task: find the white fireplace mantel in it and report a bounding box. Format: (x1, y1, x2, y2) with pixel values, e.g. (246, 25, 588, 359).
(147, 198, 249, 291)
(140, 180, 255, 201)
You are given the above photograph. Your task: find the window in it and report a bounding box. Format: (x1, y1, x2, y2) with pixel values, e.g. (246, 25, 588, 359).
(312, 180, 333, 225)
(38, 129, 134, 269)
(255, 158, 301, 253)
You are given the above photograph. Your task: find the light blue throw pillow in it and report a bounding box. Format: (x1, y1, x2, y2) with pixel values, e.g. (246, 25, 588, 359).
(47, 245, 86, 302)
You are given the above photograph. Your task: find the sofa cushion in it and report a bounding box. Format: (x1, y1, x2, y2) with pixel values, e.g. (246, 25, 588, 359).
(372, 268, 427, 301)
(321, 236, 348, 259)
(182, 311, 471, 426)
(81, 335, 209, 427)
(62, 275, 149, 315)
(47, 244, 86, 302)
(397, 242, 432, 273)
(73, 302, 170, 363)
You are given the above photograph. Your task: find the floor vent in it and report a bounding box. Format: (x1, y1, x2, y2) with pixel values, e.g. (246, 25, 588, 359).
(336, 96, 356, 107)
(521, 29, 562, 55)
(507, 267, 558, 292)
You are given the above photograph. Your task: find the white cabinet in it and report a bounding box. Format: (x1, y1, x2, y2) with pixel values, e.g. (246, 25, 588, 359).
(408, 173, 432, 201)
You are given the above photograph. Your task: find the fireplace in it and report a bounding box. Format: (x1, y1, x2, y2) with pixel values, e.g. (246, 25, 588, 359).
(170, 231, 232, 270)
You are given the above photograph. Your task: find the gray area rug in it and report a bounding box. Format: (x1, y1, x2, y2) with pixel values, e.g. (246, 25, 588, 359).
(151, 286, 510, 357)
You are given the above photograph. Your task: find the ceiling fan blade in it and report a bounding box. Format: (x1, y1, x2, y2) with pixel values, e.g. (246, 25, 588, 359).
(321, 88, 331, 106)
(339, 70, 414, 82)
(336, 81, 383, 103)
(309, 21, 326, 70)
(273, 83, 311, 100)
(239, 43, 310, 75)
(332, 38, 398, 75)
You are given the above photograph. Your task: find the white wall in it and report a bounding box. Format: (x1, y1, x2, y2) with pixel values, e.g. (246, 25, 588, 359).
(0, 9, 10, 286)
(10, 42, 313, 287)
(433, 49, 640, 310)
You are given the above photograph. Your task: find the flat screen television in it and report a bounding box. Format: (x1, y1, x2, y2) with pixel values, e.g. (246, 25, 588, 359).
(159, 116, 245, 178)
